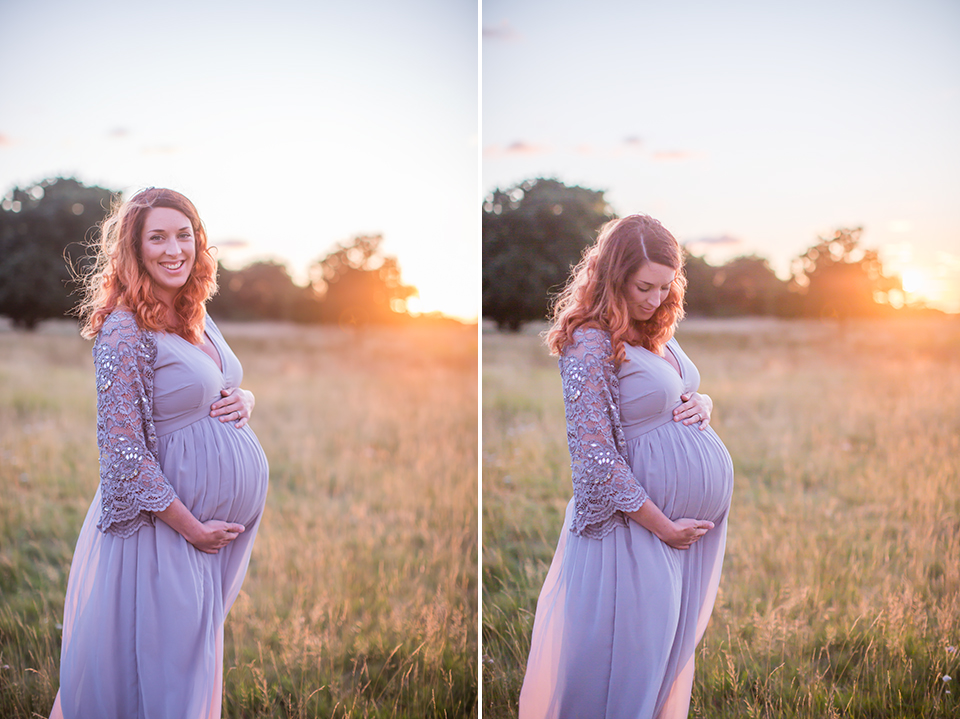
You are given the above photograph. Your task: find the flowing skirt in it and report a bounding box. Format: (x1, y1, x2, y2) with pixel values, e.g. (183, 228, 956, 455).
(519, 499, 728, 719)
(51, 418, 269, 719)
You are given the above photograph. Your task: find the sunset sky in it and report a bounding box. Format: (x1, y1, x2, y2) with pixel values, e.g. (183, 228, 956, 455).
(0, 0, 479, 321)
(483, 0, 960, 312)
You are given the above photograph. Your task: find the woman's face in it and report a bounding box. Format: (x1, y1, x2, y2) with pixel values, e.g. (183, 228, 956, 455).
(140, 206, 196, 305)
(624, 261, 677, 322)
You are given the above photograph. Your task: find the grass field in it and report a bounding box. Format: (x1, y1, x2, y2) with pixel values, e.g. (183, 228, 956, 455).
(0, 319, 478, 719)
(482, 317, 960, 718)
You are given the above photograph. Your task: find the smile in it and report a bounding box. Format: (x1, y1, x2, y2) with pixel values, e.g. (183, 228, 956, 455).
(159, 260, 185, 270)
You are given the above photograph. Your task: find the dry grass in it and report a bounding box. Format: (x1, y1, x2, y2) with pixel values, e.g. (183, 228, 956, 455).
(482, 317, 960, 718)
(0, 319, 478, 718)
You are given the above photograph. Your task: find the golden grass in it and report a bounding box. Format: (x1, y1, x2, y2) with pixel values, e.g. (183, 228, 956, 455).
(482, 317, 960, 718)
(0, 319, 478, 718)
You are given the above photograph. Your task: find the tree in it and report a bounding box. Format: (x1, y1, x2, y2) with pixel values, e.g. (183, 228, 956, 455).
(681, 251, 721, 316)
(0, 177, 114, 329)
(790, 228, 900, 319)
(712, 255, 794, 316)
(310, 235, 416, 325)
(209, 261, 321, 323)
(483, 178, 614, 331)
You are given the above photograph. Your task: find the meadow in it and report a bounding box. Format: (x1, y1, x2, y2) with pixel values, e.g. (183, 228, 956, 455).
(483, 317, 960, 718)
(0, 319, 478, 718)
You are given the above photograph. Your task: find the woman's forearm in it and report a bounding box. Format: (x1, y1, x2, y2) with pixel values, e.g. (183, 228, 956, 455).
(154, 499, 246, 554)
(627, 499, 715, 550)
(626, 498, 675, 541)
(153, 498, 203, 544)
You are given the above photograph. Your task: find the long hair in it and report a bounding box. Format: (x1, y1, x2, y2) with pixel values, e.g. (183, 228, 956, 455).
(76, 188, 218, 344)
(546, 214, 686, 364)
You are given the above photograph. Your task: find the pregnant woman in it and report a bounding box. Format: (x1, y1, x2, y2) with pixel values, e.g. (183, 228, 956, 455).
(519, 214, 734, 719)
(51, 188, 270, 719)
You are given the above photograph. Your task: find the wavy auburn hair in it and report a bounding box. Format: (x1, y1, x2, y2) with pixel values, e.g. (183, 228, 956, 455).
(76, 188, 217, 344)
(546, 214, 686, 364)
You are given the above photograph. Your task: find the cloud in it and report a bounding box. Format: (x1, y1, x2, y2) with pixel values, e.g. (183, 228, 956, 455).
(483, 21, 521, 41)
(108, 127, 130, 139)
(484, 140, 550, 157)
(623, 136, 643, 148)
(652, 150, 701, 162)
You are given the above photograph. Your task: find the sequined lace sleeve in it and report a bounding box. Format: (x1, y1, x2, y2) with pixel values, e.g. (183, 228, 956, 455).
(93, 310, 177, 537)
(561, 327, 648, 539)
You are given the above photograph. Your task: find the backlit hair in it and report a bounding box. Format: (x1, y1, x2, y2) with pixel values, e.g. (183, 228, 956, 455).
(546, 214, 686, 363)
(77, 188, 217, 344)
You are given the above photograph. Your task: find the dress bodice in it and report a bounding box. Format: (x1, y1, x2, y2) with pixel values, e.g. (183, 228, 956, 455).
(617, 338, 700, 440)
(152, 316, 241, 437)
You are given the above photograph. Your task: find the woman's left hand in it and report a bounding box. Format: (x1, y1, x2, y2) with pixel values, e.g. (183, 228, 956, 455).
(673, 392, 712, 430)
(210, 387, 255, 428)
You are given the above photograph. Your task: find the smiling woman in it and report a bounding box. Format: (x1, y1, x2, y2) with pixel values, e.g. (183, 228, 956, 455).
(52, 188, 269, 719)
(140, 207, 197, 304)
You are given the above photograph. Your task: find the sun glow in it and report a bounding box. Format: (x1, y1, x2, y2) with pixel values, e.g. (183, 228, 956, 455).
(900, 267, 927, 296)
(883, 244, 960, 314)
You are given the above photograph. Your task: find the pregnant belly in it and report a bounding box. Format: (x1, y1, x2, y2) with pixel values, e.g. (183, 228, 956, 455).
(626, 422, 734, 524)
(157, 416, 270, 528)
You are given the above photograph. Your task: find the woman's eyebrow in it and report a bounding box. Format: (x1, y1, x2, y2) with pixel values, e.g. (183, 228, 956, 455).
(146, 226, 192, 234)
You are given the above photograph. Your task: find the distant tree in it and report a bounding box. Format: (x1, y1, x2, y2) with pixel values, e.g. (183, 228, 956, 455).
(684, 252, 799, 317)
(0, 177, 113, 329)
(790, 228, 900, 319)
(483, 178, 614, 331)
(712, 255, 793, 316)
(310, 235, 416, 325)
(682, 251, 720, 316)
(209, 261, 321, 323)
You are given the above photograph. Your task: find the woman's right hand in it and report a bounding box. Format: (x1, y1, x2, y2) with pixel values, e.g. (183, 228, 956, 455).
(187, 520, 245, 554)
(659, 518, 714, 550)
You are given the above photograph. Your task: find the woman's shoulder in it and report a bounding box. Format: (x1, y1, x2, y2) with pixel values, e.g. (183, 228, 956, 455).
(203, 311, 223, 336)
(566, 324, 612, 353)
(96, 308, 156, 357)
(97, 307, 139, 339)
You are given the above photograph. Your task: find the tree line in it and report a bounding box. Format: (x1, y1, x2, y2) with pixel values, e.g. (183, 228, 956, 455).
(0, 177, 436, 330)
(483, 178, 940, 330)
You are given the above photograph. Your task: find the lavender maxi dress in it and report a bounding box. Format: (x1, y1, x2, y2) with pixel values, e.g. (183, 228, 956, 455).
(519, 327, 734, 719)
(50, 309, 269, 719)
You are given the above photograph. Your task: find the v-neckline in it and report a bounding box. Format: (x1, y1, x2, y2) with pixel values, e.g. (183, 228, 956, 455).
(174, 328, 224, 375)
(631, 339, 683, 381)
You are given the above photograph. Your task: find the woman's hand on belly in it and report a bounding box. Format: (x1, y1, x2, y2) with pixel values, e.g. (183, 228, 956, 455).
(211, 387, 256, 428)
(188, 519, 246, 554)
(154, 498, 246, 554)
(660, 517, 715, 550)
(626, 498, 715, 550)
(673, 392, 713, 430)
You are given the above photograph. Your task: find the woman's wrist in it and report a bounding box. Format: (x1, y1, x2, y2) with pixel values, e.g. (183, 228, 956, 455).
(154, 498, 203, 545)
(626, 499, 675, 539)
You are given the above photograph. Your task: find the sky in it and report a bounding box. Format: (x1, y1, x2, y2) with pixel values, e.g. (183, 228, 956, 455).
(0, 0, 479, 321)
(483, 0, 960, 313)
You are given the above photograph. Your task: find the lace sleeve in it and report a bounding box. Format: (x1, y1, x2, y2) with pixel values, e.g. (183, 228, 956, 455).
(93, 310, 177, 537)
(562, 327, 648, 539)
